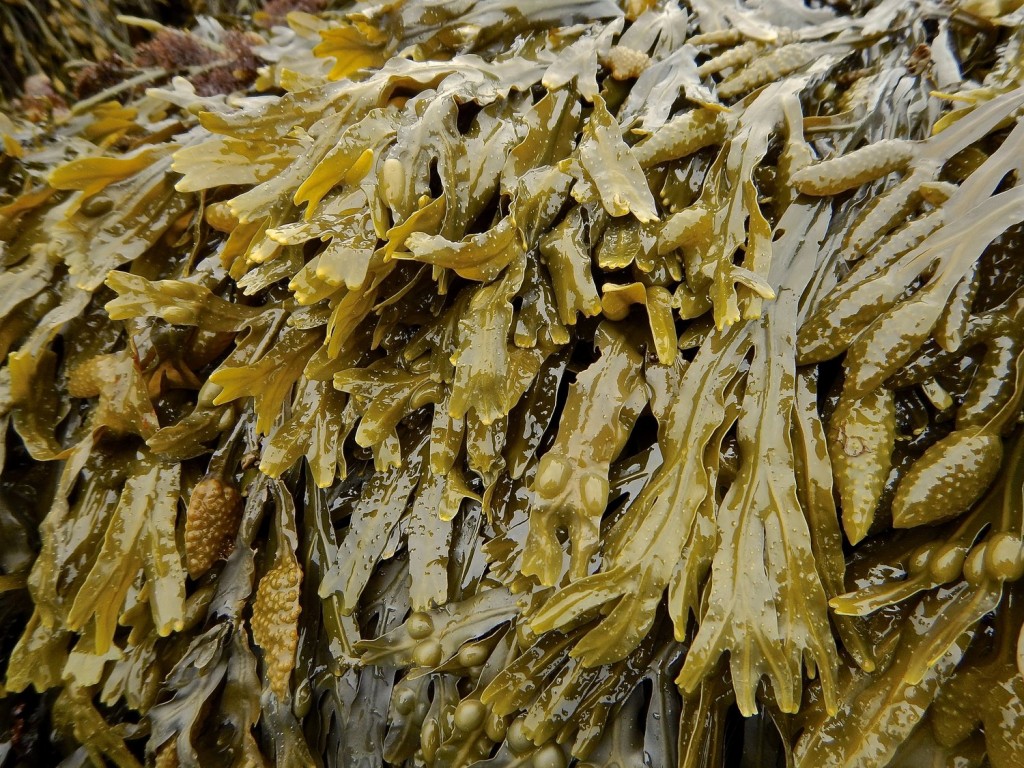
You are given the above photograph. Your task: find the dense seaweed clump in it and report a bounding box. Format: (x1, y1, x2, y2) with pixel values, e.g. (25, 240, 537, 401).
(2, 0, 1024, 765)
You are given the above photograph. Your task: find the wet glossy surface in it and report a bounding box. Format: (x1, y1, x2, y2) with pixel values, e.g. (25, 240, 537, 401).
(2, 1, 1024, 767)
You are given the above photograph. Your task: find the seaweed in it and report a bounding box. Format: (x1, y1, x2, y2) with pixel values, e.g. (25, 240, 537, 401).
(2, 0, 1024, 766)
